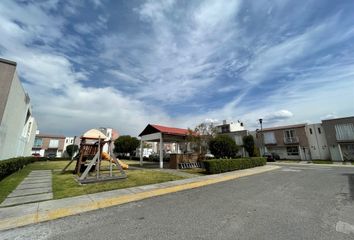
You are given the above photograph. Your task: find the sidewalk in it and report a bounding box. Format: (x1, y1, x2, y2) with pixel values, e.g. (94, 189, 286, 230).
(0, 165, 279, 231)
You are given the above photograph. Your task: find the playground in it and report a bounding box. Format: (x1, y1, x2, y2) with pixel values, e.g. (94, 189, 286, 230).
(0, 159, 187, 204)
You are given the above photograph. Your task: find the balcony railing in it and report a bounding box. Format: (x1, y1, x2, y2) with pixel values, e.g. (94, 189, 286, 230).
(284, 136, 299, 144)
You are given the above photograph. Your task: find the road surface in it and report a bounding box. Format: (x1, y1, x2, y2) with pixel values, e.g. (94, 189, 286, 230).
(2, 164, 354, 240)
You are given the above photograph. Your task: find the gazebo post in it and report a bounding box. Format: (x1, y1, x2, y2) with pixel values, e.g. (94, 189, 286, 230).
(159, 135, 164, 169)
(140, 139, 143, 166)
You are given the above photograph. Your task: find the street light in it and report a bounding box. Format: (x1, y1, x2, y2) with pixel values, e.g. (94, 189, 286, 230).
(259, 119, 264, 155)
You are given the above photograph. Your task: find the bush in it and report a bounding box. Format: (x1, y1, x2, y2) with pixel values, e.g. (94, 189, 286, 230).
(203, 157, 266, 174)
(209, 135, 239, 158)
(0, 157, 39, 180)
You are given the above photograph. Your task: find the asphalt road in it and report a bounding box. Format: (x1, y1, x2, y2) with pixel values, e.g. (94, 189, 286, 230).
(2, 164, 354, 240)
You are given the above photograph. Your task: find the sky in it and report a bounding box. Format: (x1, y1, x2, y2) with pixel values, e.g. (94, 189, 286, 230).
(0, 0, 354, 137)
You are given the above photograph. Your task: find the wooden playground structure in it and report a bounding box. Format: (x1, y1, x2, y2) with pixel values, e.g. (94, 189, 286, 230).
(62, 129, 127, 184)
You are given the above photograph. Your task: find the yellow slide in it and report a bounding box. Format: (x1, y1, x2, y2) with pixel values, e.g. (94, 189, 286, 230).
(101, 152, 129, 169)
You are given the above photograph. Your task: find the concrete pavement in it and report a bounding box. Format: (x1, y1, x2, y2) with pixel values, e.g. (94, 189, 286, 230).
(0, 170, 53, 207)
(0, 165, 278, 231)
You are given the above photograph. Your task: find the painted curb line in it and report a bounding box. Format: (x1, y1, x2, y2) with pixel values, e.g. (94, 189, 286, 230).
(0, 165, 280, 231)
(270, 162, 354, 168)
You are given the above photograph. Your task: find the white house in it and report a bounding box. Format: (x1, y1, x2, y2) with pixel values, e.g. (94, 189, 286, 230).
(0, 58, 37, 160)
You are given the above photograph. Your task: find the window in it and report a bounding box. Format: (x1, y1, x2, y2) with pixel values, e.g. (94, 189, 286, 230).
(71, 139, 73, 143)
(309, 128, 313, 134)
(65, 139, 68, 143)
(49, 139, 59, 148)
(318, 128, 321, 134)
(284, 129, 295, 138)
(34, 138, 42, 148)
(234, 135, 243, 145)
(287, 146, 299, 156)
(264, 132, 276, 144)
(335, 123, 354, 141)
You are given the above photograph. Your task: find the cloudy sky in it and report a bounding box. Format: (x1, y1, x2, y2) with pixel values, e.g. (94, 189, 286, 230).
(1, 0, 354, 136)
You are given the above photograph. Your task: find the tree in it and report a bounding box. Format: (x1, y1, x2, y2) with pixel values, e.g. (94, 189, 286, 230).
(187, 122, 217, 158)
(66, 144, 79, 158)
(209, 135, 239, 158)
(243, 135, 255, 157)
(114, 135, 140, 158)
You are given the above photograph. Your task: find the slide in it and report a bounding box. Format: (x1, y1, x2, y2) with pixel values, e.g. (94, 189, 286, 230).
(101, 152, 129, 170)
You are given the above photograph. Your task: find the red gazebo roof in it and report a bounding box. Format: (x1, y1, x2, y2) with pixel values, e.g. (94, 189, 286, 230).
(139, 124, 192, 137)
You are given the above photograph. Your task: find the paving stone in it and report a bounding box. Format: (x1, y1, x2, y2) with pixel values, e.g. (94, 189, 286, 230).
(17, 182, 52, 190)
(8, 187, 52, 198)
(21, 179, 51, 185)
(0, 193, 53, 207)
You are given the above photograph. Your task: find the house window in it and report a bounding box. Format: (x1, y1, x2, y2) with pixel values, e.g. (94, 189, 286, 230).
(34, 138, 42, 148)
(71, 139, 73, 143)
(318, 128, 321, 134)
(309, 128, 313, 134)
(287, 146, 299, 156)
(264, 132, 276, 144)
(335, 123, 354, 141)
(65, 139, 68, 143)
(284, 129, 295, 138)
(234, 135, 243, 145)
(49, 139, 59, 148)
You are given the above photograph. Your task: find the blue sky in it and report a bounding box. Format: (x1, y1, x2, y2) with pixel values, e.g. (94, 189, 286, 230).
(1, 0, 354, 136)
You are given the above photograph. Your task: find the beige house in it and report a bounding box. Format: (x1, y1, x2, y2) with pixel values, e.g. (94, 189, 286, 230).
(322, 117, 354, 161)
(257, 124, 311, 160)
(32, 133, 65, 157)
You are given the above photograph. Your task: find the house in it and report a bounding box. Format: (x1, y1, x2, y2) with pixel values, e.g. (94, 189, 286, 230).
(216, 120, 248, 157)
(0, 58, 37, 160)
(257, 124, 310, 160)
(305, 123, 330, 160)
(216, 120, 245, 134)
(322, 116, 354, 161)
(31, 132, 65, 157)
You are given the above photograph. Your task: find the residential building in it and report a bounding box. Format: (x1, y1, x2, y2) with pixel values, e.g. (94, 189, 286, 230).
(0, 58, 37, 160)
(32, 133, 65, 157)
(305, 123, 330, 160)
(62, 136, 81, 158)
(257, 124, 310, 160)
(216, 120, 245, 134)
(322, 117, 354, 161)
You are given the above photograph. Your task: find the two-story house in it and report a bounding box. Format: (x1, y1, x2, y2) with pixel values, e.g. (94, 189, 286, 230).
(32, 133, 65, 157)
(0, 58, 37, 160)
(258, 124, 311, 160)
(322, 117, 354, 161)
(216, 120, 248, 157)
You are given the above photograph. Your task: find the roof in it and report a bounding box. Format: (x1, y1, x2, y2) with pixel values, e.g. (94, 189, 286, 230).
(81, 129, 108, 139)
(0, 58, 17, 66)
(36, 133, 65, 139)
(261, 123, 306, 132)
(139, 124, 191, 137)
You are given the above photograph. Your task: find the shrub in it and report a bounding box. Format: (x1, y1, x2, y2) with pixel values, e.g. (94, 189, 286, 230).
(209, 135, 239, 158)
(0, 157, 39, 180)
(203, 157, 266, 174)
(242, 135, 255, 157)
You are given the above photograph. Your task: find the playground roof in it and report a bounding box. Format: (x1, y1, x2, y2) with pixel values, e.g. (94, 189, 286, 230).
(139, 124, 191, 137)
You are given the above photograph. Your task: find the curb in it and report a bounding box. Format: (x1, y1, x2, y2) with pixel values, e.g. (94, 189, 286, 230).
(270, 162, 354, 168)
(0, 165, 280, 231)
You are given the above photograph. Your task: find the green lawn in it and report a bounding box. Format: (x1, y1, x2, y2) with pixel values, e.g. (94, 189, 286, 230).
(311, 160, 333, 164)
(0, 160, 186, 202)
(180, 168, 208, 175)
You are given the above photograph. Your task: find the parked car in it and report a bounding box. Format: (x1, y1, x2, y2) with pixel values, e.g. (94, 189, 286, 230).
(46, 153, 57, 159)
(263, 152, 280, 162)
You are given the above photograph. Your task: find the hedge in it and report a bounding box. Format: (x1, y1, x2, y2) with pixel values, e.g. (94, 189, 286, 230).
(0, 157, 41, 181)
(203, 157, 267, 174)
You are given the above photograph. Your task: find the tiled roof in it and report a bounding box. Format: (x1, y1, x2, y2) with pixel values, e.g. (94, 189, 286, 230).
(36, 133, 66, 138)
(150, 124, 190, 135)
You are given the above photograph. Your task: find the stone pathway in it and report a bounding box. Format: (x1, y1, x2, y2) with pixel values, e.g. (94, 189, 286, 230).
(0, 170, 53, 207)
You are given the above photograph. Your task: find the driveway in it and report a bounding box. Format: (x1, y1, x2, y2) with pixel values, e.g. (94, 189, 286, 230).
(2, 164, 354, 240)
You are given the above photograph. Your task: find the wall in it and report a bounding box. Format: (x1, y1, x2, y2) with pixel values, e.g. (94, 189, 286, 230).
(305, 123, 330, 160)
(0, 71, 37, 160)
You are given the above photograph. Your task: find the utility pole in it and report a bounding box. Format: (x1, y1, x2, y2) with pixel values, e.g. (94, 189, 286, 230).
(259, 119, 264, 155)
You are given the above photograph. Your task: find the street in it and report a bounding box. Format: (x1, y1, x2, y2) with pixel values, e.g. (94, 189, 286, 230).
(2, 164, 354, 240)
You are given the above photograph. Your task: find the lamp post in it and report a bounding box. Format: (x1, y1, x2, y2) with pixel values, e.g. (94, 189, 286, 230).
(259, 119, 264, 155)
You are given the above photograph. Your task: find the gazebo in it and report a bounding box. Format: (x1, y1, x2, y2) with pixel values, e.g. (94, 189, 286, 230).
(138, 124, 191, 168)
